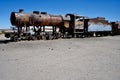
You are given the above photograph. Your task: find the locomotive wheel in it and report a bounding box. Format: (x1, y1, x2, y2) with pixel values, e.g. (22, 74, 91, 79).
(37, 36, 41, 40)
(10, 36, 18, 42)
(26, 36, 31, 41)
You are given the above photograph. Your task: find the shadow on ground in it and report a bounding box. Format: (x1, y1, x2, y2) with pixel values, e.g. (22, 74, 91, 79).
(0, 40, 12, 44)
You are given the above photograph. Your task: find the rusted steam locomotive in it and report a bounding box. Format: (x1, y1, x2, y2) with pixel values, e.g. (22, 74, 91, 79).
(5, 9, 120, 41)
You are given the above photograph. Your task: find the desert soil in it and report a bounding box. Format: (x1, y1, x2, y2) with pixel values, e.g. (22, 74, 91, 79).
(0, 34, 120, 80)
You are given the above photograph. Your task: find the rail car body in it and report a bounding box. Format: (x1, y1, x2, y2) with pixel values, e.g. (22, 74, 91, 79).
(74, 17, 112, 37)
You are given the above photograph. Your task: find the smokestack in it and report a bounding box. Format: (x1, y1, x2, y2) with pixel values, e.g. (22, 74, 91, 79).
(19, 9, 24, 13)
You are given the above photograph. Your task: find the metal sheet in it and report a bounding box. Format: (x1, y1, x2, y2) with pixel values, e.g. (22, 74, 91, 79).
(88, 22, 112, 32)
(75, 21, 84, 29)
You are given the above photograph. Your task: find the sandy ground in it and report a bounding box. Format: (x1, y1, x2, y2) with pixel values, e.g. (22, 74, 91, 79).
(0, 34, 120, 80)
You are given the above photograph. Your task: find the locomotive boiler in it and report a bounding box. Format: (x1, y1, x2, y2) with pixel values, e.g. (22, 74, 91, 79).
(10, 9, 69, 28)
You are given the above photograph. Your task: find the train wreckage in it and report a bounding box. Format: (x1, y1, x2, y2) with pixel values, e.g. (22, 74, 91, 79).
(5, 9, 120, 41)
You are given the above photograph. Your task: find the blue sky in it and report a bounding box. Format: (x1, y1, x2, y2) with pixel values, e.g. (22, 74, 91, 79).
(0, 0, 119, 29)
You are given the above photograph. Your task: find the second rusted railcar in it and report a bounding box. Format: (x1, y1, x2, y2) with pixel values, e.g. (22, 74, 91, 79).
(74, 17, 112, 37)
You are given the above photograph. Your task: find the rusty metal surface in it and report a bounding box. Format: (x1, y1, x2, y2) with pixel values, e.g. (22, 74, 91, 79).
(88, 18, 112, 32)
(31, 12, 63, 26)
(64, 21, 69, 28)
(10, 12, 31, 26)
(75, 21, 84, 29)
(116, 21, 120, 29)
(88, 17, 109, 24)
(74, 17, 112, 32)
(10, 10, 67, 27)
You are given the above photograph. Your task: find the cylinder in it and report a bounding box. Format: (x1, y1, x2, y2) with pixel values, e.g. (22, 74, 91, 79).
(10, 12, 31, 27)
(31, 13, 63, 26)
(10, 11, 63, 27)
